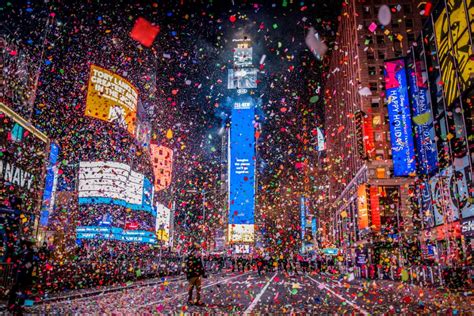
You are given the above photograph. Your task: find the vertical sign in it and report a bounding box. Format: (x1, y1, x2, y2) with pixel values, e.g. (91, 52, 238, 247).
(384, 59, 416, 176)
(369, 186, 381, 231)
(408, 61, 438, 175)
(300, 196, 306, 240)
(40, 142, 60, 227)
(311, 217, 317, 240)
(228, 100, 255, 243)
(357, 184, 369, 229)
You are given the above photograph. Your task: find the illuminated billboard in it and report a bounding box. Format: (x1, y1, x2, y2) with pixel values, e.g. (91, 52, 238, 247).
(85, 65, 139, 135)
(78, 161, 154, 214)
(408, 62, 438, 175)
(228, 99, 255, 243)
(0, 103, 49, 215)
(434, 0, 474, 106)
(40, 142, 60, 227)
(384, 59, 416, 176)
(150, 145, 173, 191)
(156, 203, 171, 243)
(76, 226, 156, 244)
(300, 196, 306, 240)
(227, 69, 258, 89)
(357, 184, 368, 229)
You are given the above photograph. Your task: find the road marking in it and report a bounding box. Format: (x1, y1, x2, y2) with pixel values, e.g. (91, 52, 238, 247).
(136, 271, 253, 309)
(244, 272, 277, 314)
(306, 275, 369, 315)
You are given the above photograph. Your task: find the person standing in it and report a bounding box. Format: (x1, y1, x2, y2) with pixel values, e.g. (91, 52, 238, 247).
(186, 246, 206, 306)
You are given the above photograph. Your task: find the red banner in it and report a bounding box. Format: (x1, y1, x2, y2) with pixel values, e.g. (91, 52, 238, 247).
(370, 186, 381, 231)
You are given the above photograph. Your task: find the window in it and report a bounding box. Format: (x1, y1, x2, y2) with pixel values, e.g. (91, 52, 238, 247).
(376, 35, 385, 45)
(373, 115, 382, 126)
(378, 51, 385, 60)
(379, 66, 385, 75)
(369, 82, 378, 92)
(365, 35, 373, 45)
(371, 101, 379, 108)
(403, 4, 412, 14)
(375, 132, 383, 141)
(367, 51, 375, 60)
(406, 19, 413, 28)
(395, 50, 402, 57)
(376, 167, 386, 178)
(408, 33, 415, 43)
(392, 22, 399, 29)
(368, 66, 376, 76)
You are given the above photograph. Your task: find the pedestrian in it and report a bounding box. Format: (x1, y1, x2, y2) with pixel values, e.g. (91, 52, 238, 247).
(8, 239, 37, 314)
(186, 246, 206, 306)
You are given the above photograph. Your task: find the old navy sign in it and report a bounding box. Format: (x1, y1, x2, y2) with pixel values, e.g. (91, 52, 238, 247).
(384, 58, 416, 176)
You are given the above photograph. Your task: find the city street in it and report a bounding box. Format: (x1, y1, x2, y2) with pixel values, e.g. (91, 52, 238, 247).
(27, 271, 471, 314)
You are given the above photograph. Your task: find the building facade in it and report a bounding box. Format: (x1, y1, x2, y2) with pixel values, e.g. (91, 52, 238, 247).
(324, 0, 424, 265)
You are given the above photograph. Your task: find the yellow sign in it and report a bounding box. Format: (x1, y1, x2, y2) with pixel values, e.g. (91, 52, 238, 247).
(435, 0, 474, 106)
(85, 65, 139, 135)
(156, 229, 169, 242)
(228, 224, 254, 243)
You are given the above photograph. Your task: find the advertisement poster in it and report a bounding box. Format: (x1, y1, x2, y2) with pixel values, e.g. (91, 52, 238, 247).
(228, 99, 255, 243)
(384, 58, 416, 176)
(85, 65, 139, 135)
(76, 226, 156, 244)
(156, 203, 171, 243)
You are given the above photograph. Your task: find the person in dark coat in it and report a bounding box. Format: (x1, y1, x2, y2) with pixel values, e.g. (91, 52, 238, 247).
(8, 239, 36, 314)
(186, 246, 205, 306)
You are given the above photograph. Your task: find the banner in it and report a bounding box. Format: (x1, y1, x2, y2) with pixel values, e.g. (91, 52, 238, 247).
(78, 161, 154, 214)
(408, 61, 438, 175)
(40, 143, 60, 227)
(228, 99, 255, 243)
(357, 184, 369, 229)
(85, 65, 138, 135)
(384, 59, 416, 176)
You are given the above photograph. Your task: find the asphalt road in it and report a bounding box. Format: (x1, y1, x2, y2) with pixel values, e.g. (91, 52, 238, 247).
(26, 270, 472, 314)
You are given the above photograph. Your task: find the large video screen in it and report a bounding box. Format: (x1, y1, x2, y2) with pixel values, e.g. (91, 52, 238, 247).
(85, 65, 139, 135)
(228, 99, 255, 243)
(384, 59, 416, 177)
(78, 161, 154, 214)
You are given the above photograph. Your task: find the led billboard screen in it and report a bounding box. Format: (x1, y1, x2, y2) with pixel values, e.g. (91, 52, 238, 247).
(76, 226, 156, 244)
(85, 65, 138, 135)
(384, 59, 416, 176)
(40, 142, 60, 227)
(156, 203, 171, 243)
(408, 62, 438, 175)
(78, 161, 154, 214)
(228, 99, 255, 243)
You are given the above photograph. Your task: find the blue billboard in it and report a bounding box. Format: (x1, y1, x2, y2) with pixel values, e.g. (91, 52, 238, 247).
(228, 99, 255, 242)
(384, 59, 416, 176)
(300, 196, 306, 240)
(408, 63, 438, 176)
(76, 226, 156, 244)
(40, 142, 60, 227)
(311, 217, 317, 238)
